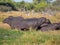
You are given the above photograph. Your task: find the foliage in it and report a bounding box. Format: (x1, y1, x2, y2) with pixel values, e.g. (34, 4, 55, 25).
(33, 0, 41, 4)
(34, 0, 48, 12)
(0, 0, 60, 12)
(52, 0, 60, 11)
(25, 3, 34, 11)
(0, 0, 12, 3)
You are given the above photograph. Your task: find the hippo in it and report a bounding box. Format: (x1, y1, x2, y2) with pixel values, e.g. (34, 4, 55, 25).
(40, 23, 60, 31)
(3, 16, 51, 31)
(3, 16, 24, 29)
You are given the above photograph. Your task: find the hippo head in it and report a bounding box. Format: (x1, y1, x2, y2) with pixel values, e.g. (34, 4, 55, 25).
(3, 16, 13, 24)
(45, 19, 51, 24)
(38, 17, 47, 24)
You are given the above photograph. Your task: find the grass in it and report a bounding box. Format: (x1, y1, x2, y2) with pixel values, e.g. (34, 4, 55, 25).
(0, 11, 60, 22)
(0, 28, 60, 45)
(0, 11, 60, 45)
(0, 22, 10, 29)
(0, 11, 60, 29)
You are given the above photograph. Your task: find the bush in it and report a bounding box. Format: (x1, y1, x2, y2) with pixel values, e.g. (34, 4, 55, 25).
(34, 1, 48, 12)
(0, 2, 18, 12)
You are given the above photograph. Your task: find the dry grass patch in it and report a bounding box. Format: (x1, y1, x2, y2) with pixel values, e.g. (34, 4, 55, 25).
(0, 11, 60, 29)
(0, 22, 10, 29)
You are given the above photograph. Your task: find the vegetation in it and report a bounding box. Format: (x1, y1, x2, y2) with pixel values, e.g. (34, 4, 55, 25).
(0, 0, 60, 12)
(34, 0, 48, 12)
(0, 0, 60, 45)
(0, 28, 60, 45)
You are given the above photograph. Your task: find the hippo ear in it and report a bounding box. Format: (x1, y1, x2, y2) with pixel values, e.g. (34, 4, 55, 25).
(8, 16, 13, 20)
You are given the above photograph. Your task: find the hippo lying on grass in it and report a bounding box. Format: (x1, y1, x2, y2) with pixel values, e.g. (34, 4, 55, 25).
(40, 23, 60, 31)
(3, 16, 51, 31)
(3, 16, 24, 29)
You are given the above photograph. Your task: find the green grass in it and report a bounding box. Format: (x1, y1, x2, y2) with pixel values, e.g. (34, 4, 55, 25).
(0, 28, 60, 45)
